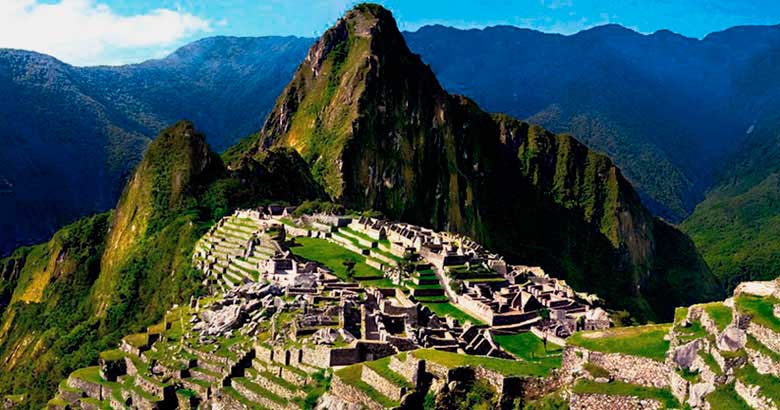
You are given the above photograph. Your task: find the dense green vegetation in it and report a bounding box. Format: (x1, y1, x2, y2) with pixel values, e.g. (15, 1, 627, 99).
(683, 173, 780, 292)
(567, 324, 671, 362)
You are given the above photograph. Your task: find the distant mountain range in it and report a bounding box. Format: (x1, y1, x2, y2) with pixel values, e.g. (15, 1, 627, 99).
(2, 20, 780, 288)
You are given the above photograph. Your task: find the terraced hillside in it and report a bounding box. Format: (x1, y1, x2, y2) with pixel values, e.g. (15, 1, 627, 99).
(564, 280, 780, 409)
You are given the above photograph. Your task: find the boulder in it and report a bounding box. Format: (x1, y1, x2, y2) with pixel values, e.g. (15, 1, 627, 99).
(687, 382, 715, 408)
(717, 326, 747, 351)
(672, 339, 703, 369)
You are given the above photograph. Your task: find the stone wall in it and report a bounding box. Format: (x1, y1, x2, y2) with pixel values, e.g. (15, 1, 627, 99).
(388, 356, 424, 385)
(570, 393, 661, 410)
(748, 322, 780, 353)
(746, 347, 780, 377)
(67, 377, 102, 400)
(330, 376, 384, 410)
(361, 365, 406, 401)
(735, 380, 775, 410)
(232, 381, 289, 410)
(564, 346, 686, 404)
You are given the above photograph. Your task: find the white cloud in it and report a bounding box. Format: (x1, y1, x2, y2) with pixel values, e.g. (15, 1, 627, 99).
(0, 0, 212, 66)
(541, 0, 574, 10)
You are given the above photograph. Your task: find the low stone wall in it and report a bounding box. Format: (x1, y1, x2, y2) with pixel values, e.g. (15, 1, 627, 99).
(697, 309, 720, 337)
(67, 377, 102, 400)
(746, 347, 780, 377)
(570, 393, 661, 410)
(232, 380, 288, 410)
(564, 346, 686, 404)
(361, 365, 405, 401)
(252, 375, 301, 399)
(388, 356, 424, 385)
(530, 327, 566, 347)
(748, 322, 780, 353)
(181, 378, 210, 399)
(735, 380, 775, 410)
(330, 376, 384, 410)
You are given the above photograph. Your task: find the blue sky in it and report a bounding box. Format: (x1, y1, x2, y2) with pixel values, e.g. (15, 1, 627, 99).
(2, 0, 779, 66)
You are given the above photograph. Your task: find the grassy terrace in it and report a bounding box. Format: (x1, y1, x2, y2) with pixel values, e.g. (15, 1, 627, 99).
(411, 348, 555, 377)
(339, 226, 375, 243)
(493, 332, 563, 371)
(673, 308, 708, 344)
(364, 356, 413, 389)
(701, 302, 733, 331)
(736, 294, 780, 332)
(289, 237, 383, 280)
(736, 364, 780, 406)
(572, 379, 680, 409)
(222, 386, 265, 410)
(707, 384, 751, 410)
(423, 302, 483, 325)
(567, 324, 671, 362)
(335, 365, 399, 408)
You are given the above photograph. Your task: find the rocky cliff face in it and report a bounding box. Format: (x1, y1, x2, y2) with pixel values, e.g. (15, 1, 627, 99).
(238, 4, 713, 319)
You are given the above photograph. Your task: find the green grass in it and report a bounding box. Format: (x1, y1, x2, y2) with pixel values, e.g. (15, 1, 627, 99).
(233, 377, 286, 405)
(746, 334, 780, 362)
(339, 227, 376, 243)
(493, 332, 563, 364)
(706, 383, 751, 410)
(674, 307, 689, 324)
(422, 302, 483, 325)
(289, 237, 384, 280)
(702, 302, 733, 331)
(70, 366, 105, 384)
(572, 379, 680, 409)
(411, 348, 555, 377)
(735, 364, 780, 406)
(98, 349, 124, 361)
(699, 350, 721, 374)
(567, 324, 671, 362)
(334, 365, 398, 408)
(222, 386, 265, 410)
(363, 356, 413, 389)
(735, 294, 780, 332)
(584, 362, 611, 379)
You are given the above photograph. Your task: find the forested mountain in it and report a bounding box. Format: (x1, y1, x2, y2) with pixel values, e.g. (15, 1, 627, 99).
(3, 16, 780, 301)
(0, 37, 311, 256)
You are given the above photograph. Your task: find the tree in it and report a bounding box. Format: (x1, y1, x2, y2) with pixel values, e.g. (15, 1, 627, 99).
(343, 260, 356, 281)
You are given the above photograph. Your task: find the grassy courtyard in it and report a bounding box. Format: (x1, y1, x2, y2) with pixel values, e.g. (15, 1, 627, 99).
(422, 302, 483, 325)
(567, 324, 671, 362)
(289, 237, 383, 281)
(493, 332, 563, 370)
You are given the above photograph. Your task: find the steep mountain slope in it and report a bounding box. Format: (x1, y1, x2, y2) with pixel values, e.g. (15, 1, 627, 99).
(0, 121, 321, 407)
(0, 37, 311, 257)
(682, 41, 780, 291)
(403, 24, 773, 222)
(236, 4, 721, 321)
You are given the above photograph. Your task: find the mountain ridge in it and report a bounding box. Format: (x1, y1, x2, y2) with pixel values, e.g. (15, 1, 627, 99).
(235, 4, 720, 320)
